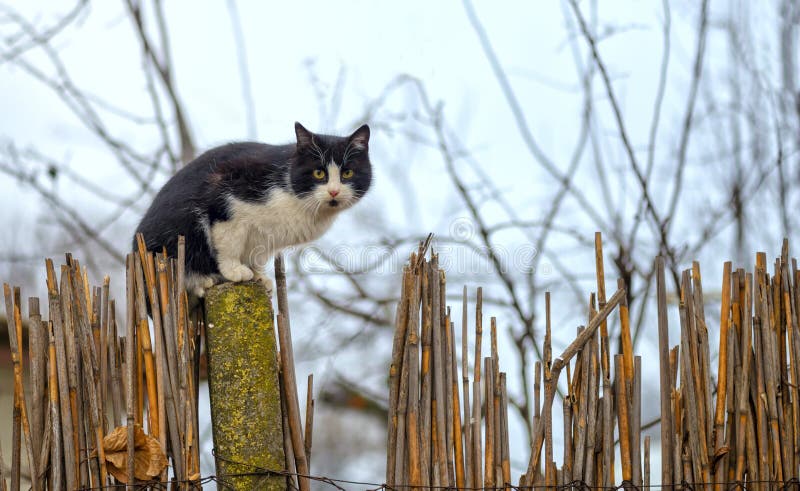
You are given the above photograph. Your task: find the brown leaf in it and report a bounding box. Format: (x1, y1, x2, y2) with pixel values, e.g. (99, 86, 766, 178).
(93, 424, 168, 483)
(710, 445, 730, 472)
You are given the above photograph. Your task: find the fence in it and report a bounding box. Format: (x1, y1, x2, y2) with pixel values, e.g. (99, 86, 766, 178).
(2, 234, 800, 490)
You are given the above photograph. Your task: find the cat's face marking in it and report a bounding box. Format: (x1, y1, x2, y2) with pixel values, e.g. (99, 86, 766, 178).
(290, 123, 372, 213)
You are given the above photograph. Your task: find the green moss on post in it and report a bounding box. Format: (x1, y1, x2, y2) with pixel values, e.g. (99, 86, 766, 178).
(205, 281, 285, 490)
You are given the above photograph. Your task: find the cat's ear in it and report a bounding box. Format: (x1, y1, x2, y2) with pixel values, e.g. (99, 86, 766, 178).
(348, 124, 370, 151)
(295, 122, 315, 148)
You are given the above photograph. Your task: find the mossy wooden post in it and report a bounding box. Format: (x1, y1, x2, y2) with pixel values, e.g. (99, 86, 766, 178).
(205, 281, 285, 490)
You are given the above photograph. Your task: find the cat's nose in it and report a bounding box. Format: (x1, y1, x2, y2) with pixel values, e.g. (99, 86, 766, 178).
(328, 189, 339, 198)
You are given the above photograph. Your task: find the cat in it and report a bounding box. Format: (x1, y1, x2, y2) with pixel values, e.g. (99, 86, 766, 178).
(134, 122, 372, 297)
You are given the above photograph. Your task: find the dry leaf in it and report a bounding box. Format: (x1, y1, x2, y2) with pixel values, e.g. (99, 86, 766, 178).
(710, 445, 730, 471)
(93, 424, 168, 483)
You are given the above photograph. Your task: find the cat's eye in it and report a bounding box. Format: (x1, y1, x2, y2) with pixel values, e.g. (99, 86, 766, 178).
(342, 169, 354, 179)
(312, 169, 326, 180)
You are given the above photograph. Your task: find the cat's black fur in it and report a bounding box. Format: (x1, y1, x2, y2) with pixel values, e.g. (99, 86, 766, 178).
(134, 123, 371, 295)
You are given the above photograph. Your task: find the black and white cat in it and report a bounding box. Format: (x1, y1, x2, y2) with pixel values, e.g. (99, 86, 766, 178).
(134, 122, 372, 296)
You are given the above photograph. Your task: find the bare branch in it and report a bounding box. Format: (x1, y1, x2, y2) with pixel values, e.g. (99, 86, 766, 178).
(462, 0, 612, 233)
(125, 0, 196, 164)
(0, 159, 125, 263)
(0, 0, 88, 65)
(226, 0, 257, 139)
(664, 0, 710, 223)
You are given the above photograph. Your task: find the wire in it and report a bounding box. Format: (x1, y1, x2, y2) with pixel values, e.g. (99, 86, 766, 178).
(74, 450, 800, 491)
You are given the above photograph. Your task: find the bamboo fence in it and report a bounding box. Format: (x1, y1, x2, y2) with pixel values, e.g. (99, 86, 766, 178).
(387, 235, 800, 490)
(654, 238, 800, 491)
(0, 238, 311, 490)
(1, 236, 204, 489)
(5, 232, 800, 489)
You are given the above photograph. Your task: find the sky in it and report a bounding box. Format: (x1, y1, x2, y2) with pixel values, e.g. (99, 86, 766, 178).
(1, 0, 797, 486)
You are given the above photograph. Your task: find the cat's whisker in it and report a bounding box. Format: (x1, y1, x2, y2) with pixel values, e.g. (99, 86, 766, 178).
(304, 198, 322, 216)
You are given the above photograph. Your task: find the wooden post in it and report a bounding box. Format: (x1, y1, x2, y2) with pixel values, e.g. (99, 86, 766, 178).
(205, 281, 285, 490)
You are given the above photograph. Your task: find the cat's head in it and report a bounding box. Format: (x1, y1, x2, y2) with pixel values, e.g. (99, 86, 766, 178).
(289, 122, 372, 212)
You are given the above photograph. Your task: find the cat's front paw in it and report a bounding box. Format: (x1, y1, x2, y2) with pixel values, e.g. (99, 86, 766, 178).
(219, 261, 255, 283)
(253, 272, 274, 295)
(187, 275, 217, 298)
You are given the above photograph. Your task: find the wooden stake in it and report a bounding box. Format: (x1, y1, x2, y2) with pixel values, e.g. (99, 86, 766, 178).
(3, 286, 39, 491)
(615, 354, 631, 482)
(656, 257, 674, 487)
(274, 255, 310, 491)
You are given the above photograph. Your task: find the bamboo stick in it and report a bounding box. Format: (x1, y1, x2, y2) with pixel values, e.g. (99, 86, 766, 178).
(573, 325, 589, 483)
(631, 356, 642, 488)
(48, 320, 62, 491)
(431, 256, 448, 487)
(472, 286, 483, 488)
(132, 256, 159, 441)
(791, 259, 800, 471)
(0, 436, 5, 491)
(45, 259, 78, 491)
(474, 286, 483, 384)
(146, 277, 171, 484)
(125, 254, 136, 487)
(752, 267, 770, 486)
(543, 293, 554, 489)
(278, 375, 298, 491)
(27, 297, 46, 470)
(3, 286, 38, 491)
(601, 332, 613, 488)
(692, 261, 715, 453)
(756, 264, 783, 483)
(644, 436, 650, 489)
(499, 373, 510, 487)
(713, 262, 732, 491)
(441, 275, 455, 487)
(679, 271, 709, 484)
(274, 255, 310, 491)
(460, 285, 472, 488)
(108, 300, 122, 428)
(100, 277, 110, 431)
(406, 266, 421, 489)
(491, 318, 502, 487)
(533, 361, 541, 467)
(618, 277, 634, 385)
(615, 354, 631, 483)
(484, 357, 495, 488)
(304, 374, 314, 471)
(552, 289, 626, 371)
(724, 301, 738, 483)
(393, 310, 410, 487)
(386, 266, 410, 486)
(448, 316, 466, 488)
(734, 273, 753, 481)
(471, 379, 482, 488)
(543, 365, 555, 489)
(583, 305, 599, 486)
(419, 260, 432, 485)
(59, 264, 82, 488)
(656, 256, 674, 487)
(673, 386, 683, 486)
(780, 251, 798, 479)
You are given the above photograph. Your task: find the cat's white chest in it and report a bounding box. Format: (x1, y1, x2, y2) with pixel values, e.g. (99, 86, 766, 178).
(211, 190, 336, 265)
